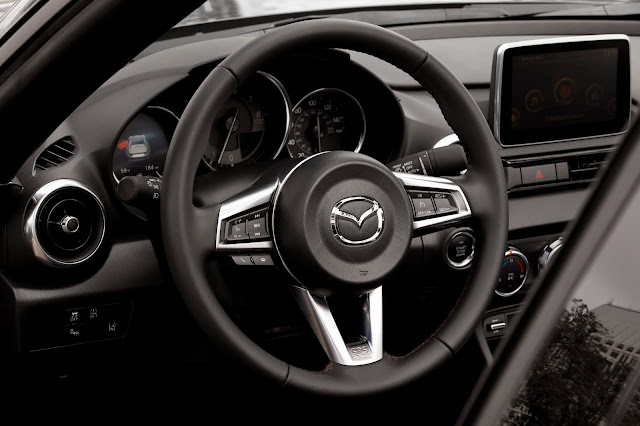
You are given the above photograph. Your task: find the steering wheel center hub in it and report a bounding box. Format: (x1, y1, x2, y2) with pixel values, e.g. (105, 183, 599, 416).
(273, 151, 413, 296)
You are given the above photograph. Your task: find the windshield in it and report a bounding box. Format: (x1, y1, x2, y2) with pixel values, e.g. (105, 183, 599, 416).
(176, 0, 638, 27)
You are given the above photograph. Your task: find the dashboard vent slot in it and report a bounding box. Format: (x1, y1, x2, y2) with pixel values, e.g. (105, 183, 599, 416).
(34, 138, 75, 173)
(567, 151, 610, 183)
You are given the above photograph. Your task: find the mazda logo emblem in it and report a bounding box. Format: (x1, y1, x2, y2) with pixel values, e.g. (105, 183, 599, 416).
(330, 196, 384, 245)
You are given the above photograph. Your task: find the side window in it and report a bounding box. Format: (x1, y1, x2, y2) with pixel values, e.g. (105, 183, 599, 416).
(502, 187, 640, 425)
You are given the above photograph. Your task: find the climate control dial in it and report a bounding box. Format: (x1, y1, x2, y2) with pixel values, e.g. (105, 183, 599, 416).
(496, 248, 529, 297)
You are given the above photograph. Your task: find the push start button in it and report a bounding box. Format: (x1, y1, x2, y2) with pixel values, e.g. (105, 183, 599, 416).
(446, 231, 475, 268)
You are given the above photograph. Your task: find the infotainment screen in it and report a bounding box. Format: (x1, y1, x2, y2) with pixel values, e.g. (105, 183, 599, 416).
(490, 35, 630, 146)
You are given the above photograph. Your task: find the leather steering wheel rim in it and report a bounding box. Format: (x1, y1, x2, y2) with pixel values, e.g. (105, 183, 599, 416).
(162, 19, 508, 396)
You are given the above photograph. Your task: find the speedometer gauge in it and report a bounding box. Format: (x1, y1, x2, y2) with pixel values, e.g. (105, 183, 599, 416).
(286, 88, 366, 158)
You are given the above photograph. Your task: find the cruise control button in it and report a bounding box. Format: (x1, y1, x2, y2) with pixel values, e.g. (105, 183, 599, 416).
(251, 254, 274, 266)
(231, 255, 254, 266)
(227, 221, 248, 241)
(432, 192, 458, 215)
(411, 197, 436, 219)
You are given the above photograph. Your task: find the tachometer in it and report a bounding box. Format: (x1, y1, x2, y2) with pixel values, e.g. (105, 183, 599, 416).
(286, 88, 365, 158)
(112, 106, 178, 183)
(202, 71, 290, 170)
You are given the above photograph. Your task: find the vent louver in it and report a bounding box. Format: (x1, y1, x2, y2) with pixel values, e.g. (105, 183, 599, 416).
(34, 138, 75, 173)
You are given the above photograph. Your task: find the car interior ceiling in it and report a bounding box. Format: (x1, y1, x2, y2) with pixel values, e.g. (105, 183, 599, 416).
(0, 0, 638, 413)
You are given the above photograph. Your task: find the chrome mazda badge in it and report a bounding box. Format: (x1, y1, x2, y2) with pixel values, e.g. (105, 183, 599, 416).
(330, 196, 384, 245)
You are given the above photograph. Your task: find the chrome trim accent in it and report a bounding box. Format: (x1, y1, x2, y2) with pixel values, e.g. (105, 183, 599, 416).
(24, 179, 106, 267)
(538, 237, 563, 272)
(490, 322, 506, 331)
(262, 71, 293, 159)
(112, 105, 179, 184)
(287, 87, 366, 157)
(495, 248, 529, 297)
(290, 285, 383, 366)
(60, 215, 79, 234)
(393, 172, 472, 233)
(202, 71, 291, 171)
(216, 180, 279, 252)
(330, 196, 384, 245)
(446, 231, 475, 269)
(493, 34, 631, 147)
(433, 133, 459, 148)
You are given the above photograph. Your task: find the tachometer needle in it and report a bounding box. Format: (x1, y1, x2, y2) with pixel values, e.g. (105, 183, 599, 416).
(316, 115, 322, 153)
(218, 108, 239, 166)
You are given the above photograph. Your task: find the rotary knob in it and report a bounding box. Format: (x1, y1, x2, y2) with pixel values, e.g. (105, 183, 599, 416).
(538, 237, 563, 271)
(496, 248, 529, 297)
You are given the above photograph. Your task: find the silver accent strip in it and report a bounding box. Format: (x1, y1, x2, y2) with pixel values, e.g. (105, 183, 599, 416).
(290, 285, 383, 366)
(433, 133, 460, 149)
(215, 180, 279, 252)
(24, 179, 106, 267)
(446, 231, 475, 269)
(202, 71, 292, 171)
(112, 105, 179, 185)
(493, 34, 631, 147)
(490, 322, 506, 331)
(287, 88, 366, 157)
(538, 237, 563, 272)
(393, 172, 472, 233)
(495, 248, 530, 297)
(330, 196, 384, 245)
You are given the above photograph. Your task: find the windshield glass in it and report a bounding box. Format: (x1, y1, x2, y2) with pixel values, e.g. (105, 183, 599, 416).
(175, 0, 638, 27)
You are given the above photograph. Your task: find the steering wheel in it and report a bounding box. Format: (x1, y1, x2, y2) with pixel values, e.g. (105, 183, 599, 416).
(162, 19, 507, 396)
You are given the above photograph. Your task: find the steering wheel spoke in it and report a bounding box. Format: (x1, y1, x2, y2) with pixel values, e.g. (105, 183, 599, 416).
(291, 285, 383, 366)
(215, 178, 278, 253)
(393, 171, 472, 235)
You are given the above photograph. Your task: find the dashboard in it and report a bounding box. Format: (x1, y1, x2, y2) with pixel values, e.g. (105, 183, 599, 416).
(1, 18, 639, 379)
(108, 53, 401, 190)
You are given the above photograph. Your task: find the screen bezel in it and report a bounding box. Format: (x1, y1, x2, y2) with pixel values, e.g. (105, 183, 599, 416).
(492, 35, 631, 147)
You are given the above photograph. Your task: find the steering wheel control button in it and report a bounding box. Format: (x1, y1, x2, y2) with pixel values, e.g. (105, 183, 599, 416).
(251, 254, 274, 266)
(231, 255, 254, 266)
(483, 314, 507, 338)
(227, 220, 248, 241)
(247, 217, 267, 237)
(446, 231, 475, 268)
(432, 192, 459, 215)
(521, 164, 557, 185)
(408, 191, 435, 219)
(496, 248, 529, 297)
(225, 207, 270, 243)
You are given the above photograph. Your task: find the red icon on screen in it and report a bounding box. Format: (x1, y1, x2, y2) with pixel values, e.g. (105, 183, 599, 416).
(554, 78, 575, 104)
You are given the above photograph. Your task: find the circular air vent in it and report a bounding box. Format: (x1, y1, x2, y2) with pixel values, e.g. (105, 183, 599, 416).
(24, 180, 105, 266)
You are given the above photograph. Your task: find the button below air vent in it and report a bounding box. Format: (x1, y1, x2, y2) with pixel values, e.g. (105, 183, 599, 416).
(33, 138, 75, 173)
(24, 180, 105, 266)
